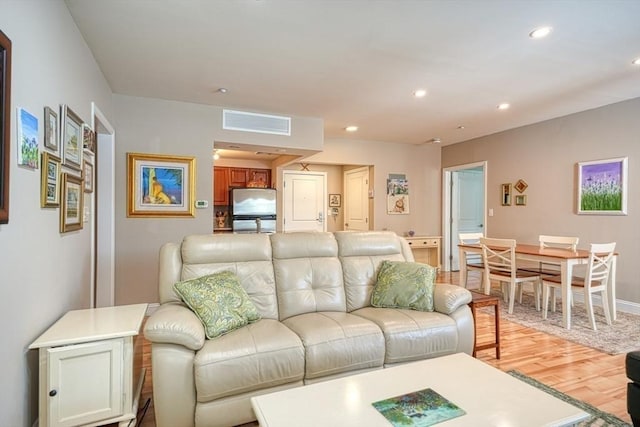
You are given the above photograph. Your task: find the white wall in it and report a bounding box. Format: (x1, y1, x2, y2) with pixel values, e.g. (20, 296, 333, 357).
(0, 1, 113, 425)
(442, 97, 640, 304)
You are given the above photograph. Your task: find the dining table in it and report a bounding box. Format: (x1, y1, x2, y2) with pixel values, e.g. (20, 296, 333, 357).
(458, 243, 618, 330)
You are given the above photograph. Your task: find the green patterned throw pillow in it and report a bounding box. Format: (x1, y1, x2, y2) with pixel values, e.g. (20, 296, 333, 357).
(371, 260, 436, 312)
(173, 271, 260, 339)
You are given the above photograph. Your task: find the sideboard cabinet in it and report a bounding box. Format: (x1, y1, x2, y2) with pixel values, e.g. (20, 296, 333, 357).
(29, 304, 147, 427)
(405, 236, 441, 270)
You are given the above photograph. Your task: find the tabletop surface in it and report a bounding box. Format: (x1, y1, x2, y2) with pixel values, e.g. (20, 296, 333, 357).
(459, 242, 590, 259)
(251, 353, 588, 427)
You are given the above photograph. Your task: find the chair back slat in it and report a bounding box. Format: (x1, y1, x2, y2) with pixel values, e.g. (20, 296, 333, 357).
(539, 235, 579, 251)
(459, 232, 484, 264)
(480, 237, 516, 277)
(585, 242, 616, 289)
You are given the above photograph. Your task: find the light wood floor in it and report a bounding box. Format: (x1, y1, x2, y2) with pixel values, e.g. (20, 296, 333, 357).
(134, 272, 632, 426)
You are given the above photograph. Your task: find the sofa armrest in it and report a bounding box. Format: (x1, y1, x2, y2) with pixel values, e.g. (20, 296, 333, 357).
(433, 284, 472, 315)
(144, 302, 205, 351)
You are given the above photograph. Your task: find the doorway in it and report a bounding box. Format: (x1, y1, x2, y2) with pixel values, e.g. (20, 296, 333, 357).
(282, 170, 327, 232)
(442, 161, 487, 272)
(91, 102, 115, 307)
(343, 166, 370, 231)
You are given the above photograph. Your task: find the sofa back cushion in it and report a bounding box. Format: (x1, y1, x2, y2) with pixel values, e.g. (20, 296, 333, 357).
(158, 234, 279, 320)
(271, 232, 346, 321)
(335, 231, 414, 312)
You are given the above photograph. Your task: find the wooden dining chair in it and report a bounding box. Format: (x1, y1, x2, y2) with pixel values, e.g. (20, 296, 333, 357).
(541, 242, 616, 331)
(517, 235, 580, 304)
(480, 237, 542, 314)
(458, 232, 484, 289)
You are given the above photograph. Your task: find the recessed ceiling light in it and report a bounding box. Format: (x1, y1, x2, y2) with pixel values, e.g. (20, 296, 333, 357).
(213, 150, 220, 160)
(457, 125, 465, 130)
(633, 58, 640, 66)
(216, 88, 228, 93)
(429, 137, 442, 144)
(345, 125, 358, 132)
(413, 89, 427, 98)
(529, 26, 552, 39)
(497, 103, 510, 110)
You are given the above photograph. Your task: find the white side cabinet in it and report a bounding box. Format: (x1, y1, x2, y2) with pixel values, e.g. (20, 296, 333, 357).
(405, 236, 442, 270)
(29, 304, 147, 427)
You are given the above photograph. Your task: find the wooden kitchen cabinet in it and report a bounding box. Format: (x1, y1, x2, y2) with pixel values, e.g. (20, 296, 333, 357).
(229, 168, 249, 187)
(213, 167, 230, 205)
(29, 304, 147, 427)
(405, 236, 441, 270)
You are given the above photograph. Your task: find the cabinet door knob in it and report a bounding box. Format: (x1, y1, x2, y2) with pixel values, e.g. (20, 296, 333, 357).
(49, 390, 57, 397)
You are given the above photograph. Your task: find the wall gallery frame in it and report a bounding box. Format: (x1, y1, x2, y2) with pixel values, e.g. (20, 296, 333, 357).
(0, 30, 12, 224)
(501, 183, 512, 206)
(60, 173, 84, 232)
(17, 107, 38, 169)
(41, 152, 61, 207)
(329, 193, 341, 207)
(83, 151, 94, 193)
(577, 156, 628, 215)
(44, 106, 59, 153)
(127, 152, 195, 218)
(61, 104, 83, 170)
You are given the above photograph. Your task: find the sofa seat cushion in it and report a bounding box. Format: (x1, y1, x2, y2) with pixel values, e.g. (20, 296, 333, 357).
(282, 312, 385, 380)
(353, 307, 458, 364)
(194, 319, 304, 402)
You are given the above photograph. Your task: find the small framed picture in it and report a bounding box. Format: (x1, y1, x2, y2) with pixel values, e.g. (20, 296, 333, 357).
(40, 151, 61, 207)
(329, 193, 341, 207)
(82, 123, 95, 152)
(514, 179, 528, 194)
(501, 183, 512, 206)
(83, 152, 94, 193)
(17, 107, 39, 169)
(60, 172, 84, 233)
(61, 104, 83, 170)
(44, 106, 59, 153)
(515, 195, 527, 206)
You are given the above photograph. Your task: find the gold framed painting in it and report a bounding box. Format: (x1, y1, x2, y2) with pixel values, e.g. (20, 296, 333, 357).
(40, 151, 61, 207)
(83, 151, 94, 193)
(60, 173, 84, 232)
(127, 152, 195, 218)
(0, 30, 11, 224)
(501, 183, 512, 206)
(61, 104, 83, 170)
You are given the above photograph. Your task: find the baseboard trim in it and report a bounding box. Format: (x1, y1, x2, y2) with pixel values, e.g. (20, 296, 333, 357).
(571, 293, 640, 315)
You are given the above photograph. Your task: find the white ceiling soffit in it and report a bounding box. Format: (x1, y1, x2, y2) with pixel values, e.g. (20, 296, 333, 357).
(65, 0, 640, 146)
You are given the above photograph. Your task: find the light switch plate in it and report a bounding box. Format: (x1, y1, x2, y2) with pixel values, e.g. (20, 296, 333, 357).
(195, 200, 208, 209)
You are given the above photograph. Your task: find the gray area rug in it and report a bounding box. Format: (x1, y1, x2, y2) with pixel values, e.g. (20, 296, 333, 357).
(480, 288, 640, 355)
(508, 370, 631, 426)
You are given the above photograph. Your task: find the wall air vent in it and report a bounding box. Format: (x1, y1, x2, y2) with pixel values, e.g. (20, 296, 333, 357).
(223, 109, 291, 136)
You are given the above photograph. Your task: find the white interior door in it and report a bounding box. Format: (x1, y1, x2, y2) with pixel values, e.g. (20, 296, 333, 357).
(283, 171, 326, 232)
(451, 169, 484, 270)
(443, 163, 486, 271)
(343, 167, 369, 231)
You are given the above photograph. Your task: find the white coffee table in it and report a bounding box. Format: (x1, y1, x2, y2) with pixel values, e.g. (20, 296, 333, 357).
(251, 353, 589, 426)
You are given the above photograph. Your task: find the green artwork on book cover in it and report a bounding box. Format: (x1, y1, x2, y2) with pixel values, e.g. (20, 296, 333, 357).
(372, 388, 465, 426)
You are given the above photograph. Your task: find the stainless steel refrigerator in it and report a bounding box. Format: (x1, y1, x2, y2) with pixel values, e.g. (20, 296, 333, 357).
(231, 188, 277, 233)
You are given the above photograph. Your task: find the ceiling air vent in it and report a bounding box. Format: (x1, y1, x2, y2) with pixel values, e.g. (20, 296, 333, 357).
(223, 109, 291, 136)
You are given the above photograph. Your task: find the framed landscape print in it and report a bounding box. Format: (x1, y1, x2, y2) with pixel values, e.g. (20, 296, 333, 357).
(60, 172, 84, 232)
(40, 152, 61, 207)
(127, 152, 195, 218)
(44, 106, 59, 153)
(0, 30, 10, 224)
(61, 104, 83, 170)
(17, 107, 38, 169)
(577, 157, 627, 215)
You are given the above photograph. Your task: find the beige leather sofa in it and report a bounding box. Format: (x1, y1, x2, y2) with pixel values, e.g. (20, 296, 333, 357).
(144, 231, 474, 427)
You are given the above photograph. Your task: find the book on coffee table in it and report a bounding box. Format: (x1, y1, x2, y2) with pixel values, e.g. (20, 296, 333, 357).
(371, 387, 465, 427)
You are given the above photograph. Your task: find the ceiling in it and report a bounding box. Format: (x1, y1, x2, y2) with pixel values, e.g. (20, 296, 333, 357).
(65, 0, 640, 147)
